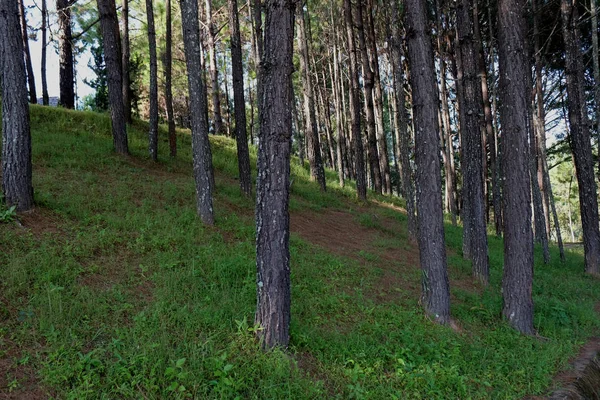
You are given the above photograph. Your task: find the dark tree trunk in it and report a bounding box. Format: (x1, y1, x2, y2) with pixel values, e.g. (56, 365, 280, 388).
(561, 0, 600, 276)
(146, 0, 158, 161)
(205, 0, 224, 135)
(165, 0, 177, 157)
(592, 0, 600, 180)
(57, 0, 75, 109)
(344, 0, 367, 201)
(252, 0, 263, 134)
(121, 0, 132, 123)
(229, 0, 252, 196)
(179, 0, 215, 225)
(1, 0, 33, 211)
(456, 0, 489, 284)
(255, 0, 295, 350)
(18, 0, 36, 104)
(405, 0, 451, 323)
(41, 0, 49, 105)
(497, 0, 535, 334)
(97, 0, 129, 154)
(332, 41, 345, 187)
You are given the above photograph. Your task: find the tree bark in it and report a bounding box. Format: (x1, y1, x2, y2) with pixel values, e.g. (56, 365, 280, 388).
(229, 0, 252, 196)
(57, 0, 75, 109)
(18, 0, 36, 104)
(592, 0, 600, 179)
(97, 0, 129, 154)
(121, 0, 132, 123)
(561, 0, 600, 275)
(344, 0, 367, 201)
(332, 40, 345, 187)
(405, 0, 451, 323)
(165, 0, 177, 157)
(255, 0, 295, 349)
(205, 0, 225, 135)
(41, 0, 49, 105)
(146, 0, 158, 161)
(498, 0, 535, 334)
(1, 0, 34, 211)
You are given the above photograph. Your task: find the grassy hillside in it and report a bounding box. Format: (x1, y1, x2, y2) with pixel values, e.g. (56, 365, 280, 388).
(1, 105, 599, 399)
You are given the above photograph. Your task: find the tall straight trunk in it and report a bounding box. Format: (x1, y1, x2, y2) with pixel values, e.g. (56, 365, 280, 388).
(179, 0, 215, 225)
(592, 0, 600, 179)
(405, 0, 451, 323)
(229, 0, 252, 196)
(297, 3, 326, 190)
(56, 0, 75, 109)
(390, 1, 417, 239)
(255, 0, 295, 349)
(205, 0, 224, 135)
(456, 0, 489, 284)
(1, 0, 34, 211)
(367, 0, 391, 195)
(332, 40, 346, 187)
(146, 0, 158, 161)
(98, 0, 129, 154)
(356, 0, 382, 194)
(121, 0, 131, 123)
(498, 0, 535, 334)
(18, 0, 36, 104)
(318, 70, 336, 170)
(252, 0, 263, 133)
(561, 0, 600, 275)
(221, 53, 232, 137)
(165, 0, 177, 157)
(41, 0, 49, 105)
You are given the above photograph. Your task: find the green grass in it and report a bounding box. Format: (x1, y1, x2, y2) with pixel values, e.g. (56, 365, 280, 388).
(1, 105, 599, 399)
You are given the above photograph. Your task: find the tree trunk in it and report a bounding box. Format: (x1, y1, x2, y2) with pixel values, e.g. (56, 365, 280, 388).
(57, 0, 75, 109)
(179, 0, 215, 225)
(121, 0, 132, 123)
(344, 0, 367, 201)
(0, 0, 34, 211)
(561, 0, 600, 276)
(297, 2, 326, 191)
(332, 41, 345, 187)
(592, 0, 600, 179)
(18, 0, 36, 104)
(205, 0, 224, 135)
(252, 0, 263, 134)
(498, 0, 535, 334)
(98, 0, 129, 154)
(405, 0, 451, 323)
(456, 0, 489, 284)
(41, 0, 49, 105)
(255, 0, 295, 349)
(165, 0, 177, 157)
(146, 0, 158, 161)
(229, 0, 252, 196)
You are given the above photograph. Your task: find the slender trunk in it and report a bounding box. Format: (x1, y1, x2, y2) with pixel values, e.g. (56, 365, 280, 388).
(41, 0, 49, 105)
(252, 0, 263, 134)
(146, 0, 158, 161)
(165, 0, 177, 157)
(332, 40, 345, 187)
(405, 0, 451, 323)
(18, 0, 36, 104)
(179, 0, 215, 225)
(318, 70, 336, 171)
(1, 0, 34, 211)
(229, 0, 252, 196)
(498, 0, 535, 334)
(592, 0, 600, 179)
(205, 0, 224, 135)
(121, 0, 131, 123)
(56, 0, 75, 109)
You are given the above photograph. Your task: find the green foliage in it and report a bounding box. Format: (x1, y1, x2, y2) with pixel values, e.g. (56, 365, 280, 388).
(1, 106, 599, 398)
(0, 205, 17, 222)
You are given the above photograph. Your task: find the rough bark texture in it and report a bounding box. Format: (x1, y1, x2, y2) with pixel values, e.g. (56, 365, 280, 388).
(592, 0, 600, 179)
(205, 0, 224, 135)
(41, 0, 49, 105)
(121, 0, 131, 123)
(255, 0, 295, 350)
(497, 0, 535, 334)
(456, 0, 489, 284)
(146, 0, 158, 161)
(165, 0, 176, 157)
(229, 0, 252, 196)
(405, 0, 451, 323)
(561, 0, 600, 276)
(97, 0, 129, 154)
(18, 0, 36, 104)
(179, 0, 215, 225)
(297, 3, 326, 191)
(1, 0, 34, 211)
(344, 0, 367, 201)
(57, 0, 75, 109)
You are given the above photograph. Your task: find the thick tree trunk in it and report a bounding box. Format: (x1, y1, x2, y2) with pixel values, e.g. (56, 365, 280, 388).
(179, 0, 215, 225)
(165, 0, 177, 157)
(498, 0, 535, 334)
(41, 0, 49, 105)
(229, 0, 252, 196)
(456, 0, 489, 284)
(592, 0, 600, 179)
(18, 0, 36, 104)
(205, 0, 224, 135)
(146, 0, 158, 161)
(57, 0, 75, 109)
(98, 0, 129, 154)
(121, 0, 132, 123)
(561, 0, 600, 276)
(405, 0, 451, 323)
(255, 0, 295, 349)
(344, 0, 367, 201)
(0, 0, 34, 211)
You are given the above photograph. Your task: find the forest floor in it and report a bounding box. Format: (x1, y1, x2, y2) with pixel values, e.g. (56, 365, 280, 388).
(1, 105, 600, 399)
